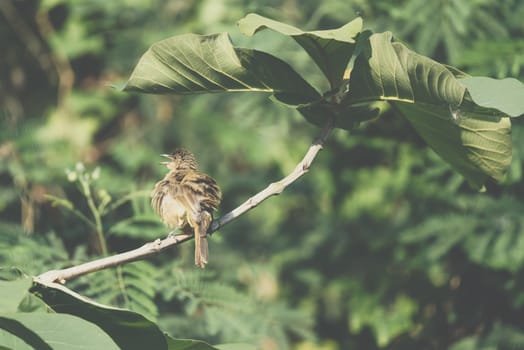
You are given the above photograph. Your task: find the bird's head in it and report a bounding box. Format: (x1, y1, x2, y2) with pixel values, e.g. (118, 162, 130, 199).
(160, 148, 199, 171)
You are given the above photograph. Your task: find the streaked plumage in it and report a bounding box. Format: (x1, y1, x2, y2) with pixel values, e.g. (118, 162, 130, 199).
(151, 149, 221, 268)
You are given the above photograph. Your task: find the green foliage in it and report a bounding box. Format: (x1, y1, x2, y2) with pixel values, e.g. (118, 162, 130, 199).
(0, 275, 253, 350)
(237, 14, 362, 88)
(2, 276, 209, 349)
(70, 262, 160, 321)
(0, 277, 121, 349)
(457, 39, 524, 78)
(1, 312, 120, 350)
(158, 269, 313, 349)
(122, 13, 522, 190)
(389, 0, 508, 64)
(348, 283, 418, 347)
(0, 165, 309, 348)
(460, 77, 524, 117)
(450, 323, 524, 350)
(401, 195, 524, 272)
(0, 223, 71, 275)
(2, 1, 524, 349)
(0, 278, 33, 313)
(118, 32, 321, 105)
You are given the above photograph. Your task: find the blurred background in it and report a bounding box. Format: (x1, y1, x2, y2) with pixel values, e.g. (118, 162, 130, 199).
(1, 1, 524, 349)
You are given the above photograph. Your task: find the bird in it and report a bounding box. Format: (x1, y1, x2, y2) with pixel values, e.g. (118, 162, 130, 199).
(151, 148, 221, 268)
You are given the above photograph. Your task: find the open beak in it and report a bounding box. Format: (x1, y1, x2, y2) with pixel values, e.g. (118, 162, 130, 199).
(160, 154, 172, 165)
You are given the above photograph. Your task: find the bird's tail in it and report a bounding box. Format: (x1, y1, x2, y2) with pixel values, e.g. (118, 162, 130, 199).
(194, 211, 212, 268)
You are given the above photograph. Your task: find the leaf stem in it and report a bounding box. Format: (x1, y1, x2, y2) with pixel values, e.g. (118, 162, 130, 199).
(115, 266, 130, 307)
(81, 179, 108, 255)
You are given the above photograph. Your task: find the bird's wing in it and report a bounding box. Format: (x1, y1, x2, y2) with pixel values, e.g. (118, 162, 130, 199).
(151, 179, 168, 216)
(177, 173, 217, 268)
(181, 172, 219, 207)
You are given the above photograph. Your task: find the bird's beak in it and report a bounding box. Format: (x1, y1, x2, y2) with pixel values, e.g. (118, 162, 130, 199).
(160, 154, 172, 165)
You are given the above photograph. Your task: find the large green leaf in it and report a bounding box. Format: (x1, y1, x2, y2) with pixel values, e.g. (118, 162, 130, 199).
(347, 32, 512, 186)
(215, 344, 257, 350)
(0, 278, 32, 313)
(238, 13, 362, 87)
(0, 313, 120, 350)
(119, 16, 514, 187)
(33, 281, 167, 350)
(460, 77, 524, 117)
(119, 33, 320, 105)
(32, 281, 241, 350)
(396, 102, 511, 188)
(0, 326, 34, 350)
(348, 32, 465, 106)
(165, 336, 255, 350)
(165, 337, 219, 350)
(0, 317, 49, 350)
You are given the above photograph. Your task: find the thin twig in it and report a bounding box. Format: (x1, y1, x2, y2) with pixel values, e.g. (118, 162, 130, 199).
(36, 119, 334, 285)
(36, 233, 193, 285)
(209, 118, 334, 232)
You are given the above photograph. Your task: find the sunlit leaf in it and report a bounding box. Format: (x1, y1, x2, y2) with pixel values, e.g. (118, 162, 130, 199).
(0, 277, 32, 313)
(347, 31, 512, 186)
(238, 13, 362, 86)
(33, 281, 166, 350)
(215, 344, 257, 350)
(0, 313, 120, 350)
(396, 102, 511, 188)
(348, 286, 418, 348)
(0, 327, 34, 350)
(44, 194, 74, 211)
(165, 336, 220, 350)
(119, 33, 320, 105)
(348, 32, 465, 106)
(460, 77, 524, 117)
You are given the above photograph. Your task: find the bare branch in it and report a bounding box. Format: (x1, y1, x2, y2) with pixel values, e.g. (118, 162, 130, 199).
(36, 119, 334, 284)
(36, 233, 193, 284)
(209, 118, 334, 232)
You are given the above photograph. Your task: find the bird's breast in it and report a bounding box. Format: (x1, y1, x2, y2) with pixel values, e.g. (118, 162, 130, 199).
(160, 195, 188, 228)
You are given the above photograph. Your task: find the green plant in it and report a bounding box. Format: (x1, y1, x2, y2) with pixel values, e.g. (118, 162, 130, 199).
(2, 10, 524, 350)
(121, 13, 523, 188)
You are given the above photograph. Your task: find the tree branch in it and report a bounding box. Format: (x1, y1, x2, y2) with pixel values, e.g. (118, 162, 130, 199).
(209, 118, 334, 233)
(36, 119, 334, 284)
(36, 233, 193, 284)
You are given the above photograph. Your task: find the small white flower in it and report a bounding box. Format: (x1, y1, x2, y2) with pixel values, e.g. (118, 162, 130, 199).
(75, 162, 85, 172)
(92, 167, 101, 180)
(65, 169, 77, 182)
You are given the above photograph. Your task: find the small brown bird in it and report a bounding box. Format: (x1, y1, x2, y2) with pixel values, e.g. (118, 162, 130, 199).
(151, 148, 221, 268)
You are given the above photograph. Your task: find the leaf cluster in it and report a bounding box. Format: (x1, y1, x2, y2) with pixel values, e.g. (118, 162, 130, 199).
(120, 13, 523, 190)
(2, 1, 524, 349)
(0, 275, 253, 350)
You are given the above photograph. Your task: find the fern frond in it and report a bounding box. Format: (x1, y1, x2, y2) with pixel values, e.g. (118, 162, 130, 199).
(401, 195, 524, 272)
(450, 322, 524, 350)
(0, 223, 70, 275)
(157, 268, 313, 350)
(69, 260, 159, 321)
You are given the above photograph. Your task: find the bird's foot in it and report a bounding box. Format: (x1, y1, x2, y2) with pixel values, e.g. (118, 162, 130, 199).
(166, 230, 178, 239)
